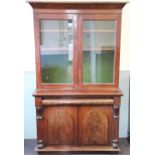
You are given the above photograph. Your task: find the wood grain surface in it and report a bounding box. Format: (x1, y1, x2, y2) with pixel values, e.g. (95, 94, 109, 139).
(78, 106, 113, 145)
(43, 106, 77, 145)
(28, 1, 126, 152)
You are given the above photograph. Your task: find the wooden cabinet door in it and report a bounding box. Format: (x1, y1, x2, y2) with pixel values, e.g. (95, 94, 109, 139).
(78, 106, 113, 145)
(44, 106, 77, 145)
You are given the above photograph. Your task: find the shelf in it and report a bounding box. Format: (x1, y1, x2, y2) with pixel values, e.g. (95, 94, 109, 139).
(41, 51, 69, 55)
(40, 47, 114, 52)
(40, 29, 72, 32)
(40, 47, 71, 55)
(83, 47, 115, 51)
(40, 29, 115, 32)
(83, 29, 115, 32)
(40, 47, 69, 51)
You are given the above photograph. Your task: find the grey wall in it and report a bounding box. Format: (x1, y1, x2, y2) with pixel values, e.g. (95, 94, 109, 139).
(24, 71, 130, 139)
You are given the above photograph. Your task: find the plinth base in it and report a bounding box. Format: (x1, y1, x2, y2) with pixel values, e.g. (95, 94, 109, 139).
(35, 145, 120, 153)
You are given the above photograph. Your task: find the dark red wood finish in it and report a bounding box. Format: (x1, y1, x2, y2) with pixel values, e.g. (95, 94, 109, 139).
(78, 105, 113, 145)
(28, 1, 127, 152)
(44, 106, 77, 145)
(29, 2, 126, 10)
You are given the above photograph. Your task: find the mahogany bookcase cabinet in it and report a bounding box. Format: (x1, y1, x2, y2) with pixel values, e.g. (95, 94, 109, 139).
(28, 1, 127, 153)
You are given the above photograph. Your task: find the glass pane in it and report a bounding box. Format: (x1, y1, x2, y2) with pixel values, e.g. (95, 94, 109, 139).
(83, 20, 116, 84)
(40, 20, 73, 83)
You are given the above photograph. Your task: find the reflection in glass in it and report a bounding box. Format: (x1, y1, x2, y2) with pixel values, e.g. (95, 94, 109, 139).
(40, 20, 73, 83)
(83, 51, 114, 83)
(83, 20, 115, 83)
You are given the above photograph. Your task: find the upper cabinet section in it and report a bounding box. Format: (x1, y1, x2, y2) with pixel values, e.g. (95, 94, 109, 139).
(30, 2, 126, 90)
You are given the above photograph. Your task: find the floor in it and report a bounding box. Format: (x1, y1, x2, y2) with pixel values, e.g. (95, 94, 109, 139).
(24, 138, 130, 155)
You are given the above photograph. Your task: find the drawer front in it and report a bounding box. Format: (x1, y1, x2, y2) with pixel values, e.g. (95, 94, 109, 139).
(78, 106, 113, 145)
(43, 106, 77, 145)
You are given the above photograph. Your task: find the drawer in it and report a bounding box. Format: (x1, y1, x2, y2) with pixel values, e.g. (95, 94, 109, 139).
(43, 106, 77, 145)
(78, 106, 113, 145)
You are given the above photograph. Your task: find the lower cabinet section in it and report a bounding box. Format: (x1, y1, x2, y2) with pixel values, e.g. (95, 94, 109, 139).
(42, 105, 113, 147)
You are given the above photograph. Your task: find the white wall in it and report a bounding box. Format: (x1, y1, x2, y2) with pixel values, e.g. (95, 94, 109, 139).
(120, 2, 130, 71)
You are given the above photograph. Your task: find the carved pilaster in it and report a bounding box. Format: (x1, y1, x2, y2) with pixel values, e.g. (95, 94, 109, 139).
(37, 140, 44, 149)
(36, 104, 45, 149)
(113, 105, 119, 119)
(114, 97, 121, 106)
(35, 97, 42, 106)
(112, 139, 119, 148)
(36, 106, 43, 119)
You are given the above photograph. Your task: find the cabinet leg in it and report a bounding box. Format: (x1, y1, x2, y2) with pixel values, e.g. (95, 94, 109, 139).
(112, 139, 118, 148)
(37, 140, 44, 149)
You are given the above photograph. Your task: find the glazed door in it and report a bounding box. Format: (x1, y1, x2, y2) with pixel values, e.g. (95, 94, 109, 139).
(34, 14, 78, 89)
(78, 14, 121, 89)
